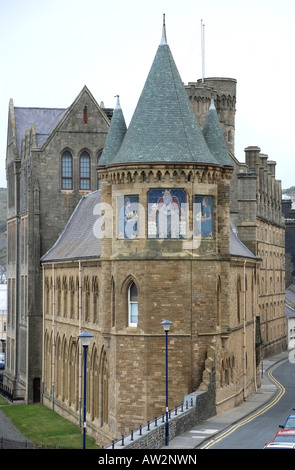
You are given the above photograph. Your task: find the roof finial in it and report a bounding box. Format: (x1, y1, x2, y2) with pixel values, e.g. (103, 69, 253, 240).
(161, 13, 167, 45)
(209, 98, 215, 110)
(114, 94, 121, 109)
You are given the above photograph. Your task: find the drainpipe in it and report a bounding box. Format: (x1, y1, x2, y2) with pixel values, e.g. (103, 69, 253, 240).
(253, 267, 257, 391)
(78, 260, 82, 427)
(41, 265, 45, 404)
(51, 263, 55, 410)
(243, 261, 247, 401)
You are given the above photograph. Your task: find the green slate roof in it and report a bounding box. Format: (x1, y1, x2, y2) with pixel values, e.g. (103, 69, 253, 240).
(109, 26, 219, 166)
(98, 95, 127, 166)
(203, 99, 233, 166)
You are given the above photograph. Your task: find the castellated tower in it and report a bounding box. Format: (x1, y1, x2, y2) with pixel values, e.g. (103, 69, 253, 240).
(185, 78, 237, 156)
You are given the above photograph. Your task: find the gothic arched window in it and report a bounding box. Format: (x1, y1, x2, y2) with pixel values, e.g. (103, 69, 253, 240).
(61, 151, 73, 189)
(80, 151, 91, 190)
(128, 282, 138, 327)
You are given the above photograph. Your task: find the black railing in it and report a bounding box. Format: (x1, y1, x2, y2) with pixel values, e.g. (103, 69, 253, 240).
(0, 436, 35, 449)
(104, 398, 195, 449)
(0, 436, 68, 450)
(0, 382, 14, 402)
(0, 374, 24, 402)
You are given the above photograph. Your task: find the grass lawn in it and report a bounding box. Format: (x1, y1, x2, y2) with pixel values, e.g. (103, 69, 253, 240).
(0, 395, 7, 405)
(0, 402, 100, 449)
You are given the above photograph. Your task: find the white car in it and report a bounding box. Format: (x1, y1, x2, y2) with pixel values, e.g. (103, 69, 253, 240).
(264, 442, 295, 449)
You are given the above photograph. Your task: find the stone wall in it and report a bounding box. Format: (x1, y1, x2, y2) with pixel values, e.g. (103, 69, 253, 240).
(106, 389, 215, 449)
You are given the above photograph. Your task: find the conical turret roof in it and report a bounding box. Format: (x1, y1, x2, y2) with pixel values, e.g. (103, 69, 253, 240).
(203, 99, 233, 166)
(98, 95, 127, 166)
(109, 23, 219, 166)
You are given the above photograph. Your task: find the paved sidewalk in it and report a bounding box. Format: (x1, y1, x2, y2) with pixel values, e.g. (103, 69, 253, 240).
(165, 350, 289, 449)
(0, 407, 32, 447)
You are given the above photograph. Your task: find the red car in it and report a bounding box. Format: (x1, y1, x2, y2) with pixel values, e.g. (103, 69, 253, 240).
(264, 429, 295, 448)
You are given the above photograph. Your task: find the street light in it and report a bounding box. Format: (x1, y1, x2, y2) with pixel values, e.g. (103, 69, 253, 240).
(160, 319, 172, 446)
(77, 330, 94, 449)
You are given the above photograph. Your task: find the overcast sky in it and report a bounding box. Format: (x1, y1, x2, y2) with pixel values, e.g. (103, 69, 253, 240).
(1, 0, 294, 189)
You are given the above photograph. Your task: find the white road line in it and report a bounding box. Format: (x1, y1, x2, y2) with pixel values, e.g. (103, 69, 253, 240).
(189, 429, 219, 434)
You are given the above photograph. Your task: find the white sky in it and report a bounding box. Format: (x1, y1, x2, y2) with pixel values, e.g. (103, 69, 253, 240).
(0, 0, 295, 189)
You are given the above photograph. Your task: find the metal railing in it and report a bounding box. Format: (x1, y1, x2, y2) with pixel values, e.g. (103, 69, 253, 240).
(0, 383, 14, 402)
(0, 374, 24, 402)
(0, 436, 35, 449)
(103, 397, 195, 449)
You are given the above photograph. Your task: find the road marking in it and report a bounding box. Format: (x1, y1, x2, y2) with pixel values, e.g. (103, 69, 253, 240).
(189, 429, 219, 434)
(201, 360, 287, 449)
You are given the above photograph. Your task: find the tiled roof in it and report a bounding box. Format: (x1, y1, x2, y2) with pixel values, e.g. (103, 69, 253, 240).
(41, 197, 255, 262)
(14, 101, 112, 155)
(286, 285, 295, 306)
(229, 220, 256, 258)
(14, 107, 66, 153)
(203, 99, 233, 166)
(110, 27, 219, 166)
(286, 304, 295, 318)
(41, 191, 102, 262)
(98, 96, 127, 166)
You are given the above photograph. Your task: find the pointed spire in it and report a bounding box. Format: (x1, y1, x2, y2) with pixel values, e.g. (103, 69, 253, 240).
(114, 94, 121, 109)
(160, 13, 167, 45)
(209, 98, 215, 110)
(203, 98, 233, 166)
(110, 19, 218, 166)
(98, 95, 127, 167)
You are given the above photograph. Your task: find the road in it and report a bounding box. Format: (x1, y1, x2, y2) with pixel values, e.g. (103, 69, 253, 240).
(198, 357, 295, 449)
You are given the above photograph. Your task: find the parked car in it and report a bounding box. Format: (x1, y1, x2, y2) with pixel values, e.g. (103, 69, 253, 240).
(264, 442, 295, 449)
(0, 353, 4, 370)
(264, 429, 295, 448)
(279, 413, 295, 429)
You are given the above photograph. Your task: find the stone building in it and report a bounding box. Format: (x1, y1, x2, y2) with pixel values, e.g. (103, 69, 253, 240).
(285, 284, 295, 350)
(185, 81, 286, 359)
(5, 21, 286, 445)
(40, 24, 285, 446)
(282, 196, 295, 287)
(0, 283, 7, 349)
(5, 86, 112, 401)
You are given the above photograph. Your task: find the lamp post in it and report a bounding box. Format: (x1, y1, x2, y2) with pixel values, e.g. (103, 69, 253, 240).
(77, 330, 94, 449)
(160, 320, 172, 446)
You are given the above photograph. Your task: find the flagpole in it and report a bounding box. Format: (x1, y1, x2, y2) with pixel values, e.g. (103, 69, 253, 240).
(201, 19, 205, 83)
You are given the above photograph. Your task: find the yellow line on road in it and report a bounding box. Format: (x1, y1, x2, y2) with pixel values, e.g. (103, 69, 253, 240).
(201, 361, 286, 449)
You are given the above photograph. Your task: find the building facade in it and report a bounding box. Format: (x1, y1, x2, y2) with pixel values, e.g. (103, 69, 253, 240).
(40, 25, 285, 445)
(285, 284, 295, 350)
(282, 197, 295, 287)
(185, 81, 286, 360)
(0, 283, 7, 350)
(5, 22, 286, 446)
(5, 87, 112, 401)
